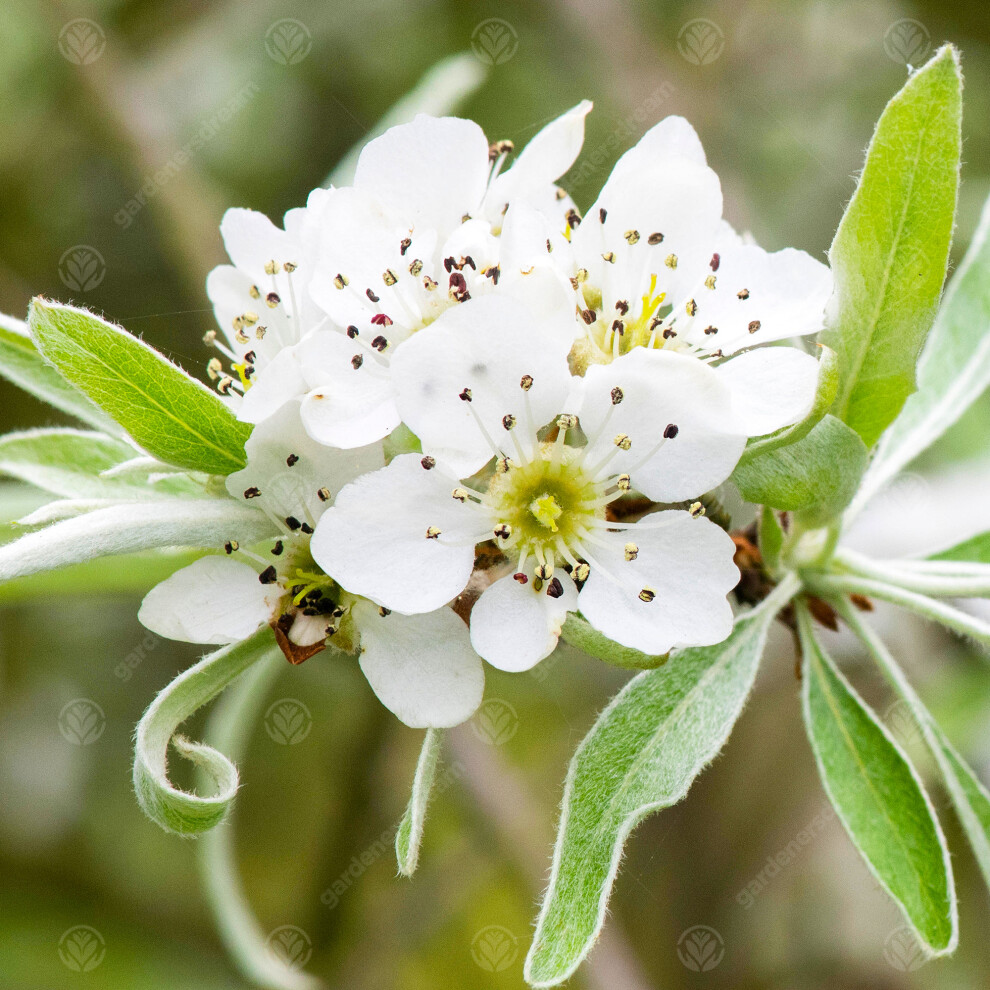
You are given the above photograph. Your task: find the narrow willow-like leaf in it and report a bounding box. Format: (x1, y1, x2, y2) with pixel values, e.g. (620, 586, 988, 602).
(29, 299, 251, 475)
(197, 654, 324, 990)
(134, 626, 281, 835)
(838, 602, 990, 898)
(820, 46, 962, 449)
(0, 313, 122, 435)
(856, 193, 990, 514)
(396, 728, 444, 877)
(732, 414, 867, 526)
(0, 549, 202, 605)
(0, 498, 273, 582)
(737, 345, 839, 464)
(560, 613, 668, 670)
(525, 577, 799, 987)
(797, 604, 957, 955)
(0, 428, 196, 499)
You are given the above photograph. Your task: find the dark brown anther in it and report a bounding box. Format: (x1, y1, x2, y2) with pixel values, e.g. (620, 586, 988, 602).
(421, 456, 436, 470)
(399, 237, 411, 255)
(259, 565, 278, 585)
(546, 577, 564, 599)
(710, 253, 720, 271)
(663, 423, 679, 439)
(371, 335, 389, 352)
(286, 454, 299, 467)
(351, 354, 364, 369)
(285, 516, 301, 531)
(366, 288, 380, 302)
(647, 232, 664, 245)
(346, 325, 359, 338)
(581, 309, 597, 325)
(850, 593, 874, 612)
(243, 486, 261, 499)
(300, 522, 314, 535)
(271, 540, 284, 555)
(599, 207, 607, 223)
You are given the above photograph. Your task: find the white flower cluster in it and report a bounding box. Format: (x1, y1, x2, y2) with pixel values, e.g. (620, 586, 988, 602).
(139, 104, 832, 728)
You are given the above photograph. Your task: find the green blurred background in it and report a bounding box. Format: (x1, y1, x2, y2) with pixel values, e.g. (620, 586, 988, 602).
(1, 0, 989, 987)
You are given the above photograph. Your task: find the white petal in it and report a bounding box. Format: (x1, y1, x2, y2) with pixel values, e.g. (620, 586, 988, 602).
(295, 331, 400, 448)
(680, 226, 833, 354)
(579, 348, 745, 502)
(573, 155, 723, 315)
(354, 115, 490, 239)
(470, 571, 576, 671)
(226, 400, 384, 524)
(353, 601, 484, 728)
(219, 208, 297, 284)
(392, 293, 574, 477)
(578, 514, 737, 654)
(485, 100, 592, 216)
(612, 115, 708, 175)
(235, 347, 308, 425)
(311, 454, 481, 613)
(138, 556, 277, 645)
(715, 347, 820, 436)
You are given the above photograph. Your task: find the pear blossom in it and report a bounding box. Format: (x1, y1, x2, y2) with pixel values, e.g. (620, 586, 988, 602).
(236, 103, 592, 449)
(526, 115, 833, 437)
(203, 187, 333, 411)
(311, 293, 743, 670)
(138, 403, 483, 728)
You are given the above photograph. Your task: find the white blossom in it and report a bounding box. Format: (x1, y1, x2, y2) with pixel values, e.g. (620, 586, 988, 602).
(235, 103, 592, 448)
(311, 293, 742, 670)
(138, 405, 483, 728)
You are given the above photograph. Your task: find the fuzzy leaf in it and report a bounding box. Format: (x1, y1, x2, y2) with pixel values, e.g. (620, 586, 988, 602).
(525, 583, 796, 986)
(395, 728, 444, 876)
(0, 313, 121, 434)
(732, 414, 868, 525)
(820, 47, 963, 449)
(0, 498, 273, 582)
(29, 299, 251, 475)
(560, 613, 668, 670)
(854, 194, 990, 514)
(797, 605, 957, 956)
(0, 428, 196, 499)
(837, 603, 990, 901)
(758, 505, 784, 574)
(134, 626, 281, 834)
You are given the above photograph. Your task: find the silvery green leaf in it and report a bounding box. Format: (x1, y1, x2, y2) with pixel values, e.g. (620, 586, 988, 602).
(0, 498, 273, 582)
(134, 627, 281, 834)
(758, 505, 784, 574)
(525, 578, 798, 987)
(854, 194, 990, 515)
(0, 428, 197, 500)
(560, 613, 668, 670)
(820, 46, 963, 449)
(797, 604, 957, 956)
(732, 414, 867, 526)
(29, 300, 251, 475)
(0, 312, 122, 435)
(395, 728, 444, 877)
